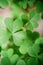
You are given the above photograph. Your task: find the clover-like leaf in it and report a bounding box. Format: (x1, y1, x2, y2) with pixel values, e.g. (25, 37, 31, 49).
(32, 31, 40, 41)
(27, 43, 40, 57)
(5, 18, 13, 32)
(13, 31, 27, 46)
(10, 54, 19, 64)
(35, 37, 43, 44)
(16, 59, 26, 65)
(0, 28, 11, 49)
(28, 0, 35, 7)
(11, 4, 21, 17)
(13, 19, 23, 33)
(27, 11, 40, 30)
(27, 57, 39, 65)
(39, 53, 43, 64)
(1, 48, 14, 58)
(1, 57, 12, 65)
(0, 0, 8, 8)
(18, 0, 27, 9)
(26, 30, 33, 41)
(6, 48, 14, 58)
(19, 39, 33, 54)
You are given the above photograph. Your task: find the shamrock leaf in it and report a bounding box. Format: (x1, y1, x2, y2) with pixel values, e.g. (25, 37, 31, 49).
(35, 37, 43, 45)
(0, 28, 11, 49)
(13, 31, 27, 46)
(5, 18, 13, 32)
(18, 0, 27, 9)
(10, 54, 19, 64)
(28, 0, 35, 7)
(39, 53, 43, 64)
(27, 11, 40, 30)
(13, 19, 23, 33)
(27, 43, 40, 57)
(1, 48, 14, 58)
(1, 57, 12, 65)
(27, 57, 39, 65)
(19, 39, 33, 54)
(16, 59, 26, 65)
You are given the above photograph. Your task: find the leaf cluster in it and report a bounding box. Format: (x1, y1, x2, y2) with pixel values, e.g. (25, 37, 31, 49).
(0, 0, 43, 65)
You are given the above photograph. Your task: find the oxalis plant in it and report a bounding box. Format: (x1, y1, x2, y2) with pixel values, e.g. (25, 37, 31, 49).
(0, 0, 43, 65)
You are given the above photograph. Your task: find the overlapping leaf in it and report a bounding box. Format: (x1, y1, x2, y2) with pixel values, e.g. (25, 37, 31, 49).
(13, 31, 27, 46)
(27, 10, 40, 30)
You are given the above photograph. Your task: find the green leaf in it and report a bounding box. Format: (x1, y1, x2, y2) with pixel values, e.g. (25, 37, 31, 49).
(18, 0, 27, 9)
(10, 54, 19, 64)
(11, 4, 21, 17)
(27, 22, 38, 31)
(1, 57, 12, 65)
(19, 39, 33, 54)
(16, 59, 26, 65)
(39, 53, 43, 64)
(0, 29, 11, 49)
(28, 0, 35, 7)
(27, 22, 33, 30)
(29, 10, 36, 19)
(30, 13, 40, 23)
(27, 43, 40, 57)
(36, 1, 43, 13)
(5, 18, 13, 32)
(27, 57, 39, 65)
(27, 12, 40, 30)
(1, 50, 7, 57)
(1, 48, 14, 58)
(26, 30, 33, 40)
(5, 18, 23, 33)
(6, 48, 14, 58)
(13, 31, 27, 46)
(35, 37, 43, 45)
(13, 19, 23, 33)
(21, 13, 28, 25)
(32, 32, 40, 41)
(0, 0, 8, 8)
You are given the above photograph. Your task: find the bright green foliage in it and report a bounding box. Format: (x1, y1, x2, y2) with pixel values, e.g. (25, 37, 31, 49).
(27, 43, 40, 57)
(19, 39, 33, 54)
(5, 18, 13, 32)
(0, 0, 43, 65)
(13, 19, 23, 33)
(0, 29, 11, 49)
(13, 31, 27, 46)
(10, 54, 19, 64)
(1, 48, 14, 58)
(27, 10, 40, 30)
(0, 0, 8, 8)
(1, 57, 12, 65)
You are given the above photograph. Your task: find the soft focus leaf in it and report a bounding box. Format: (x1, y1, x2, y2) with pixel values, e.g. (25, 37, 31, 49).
(13, 31, 27, 46)
(16, 59, 26, 65)
(0, 0, 8, 8)
(1, 57, 12, 65)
